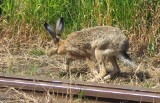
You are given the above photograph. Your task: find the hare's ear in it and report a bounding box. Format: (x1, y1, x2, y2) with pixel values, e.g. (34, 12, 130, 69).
(44, 22, 59, 44)
(56, 17, 64, 37)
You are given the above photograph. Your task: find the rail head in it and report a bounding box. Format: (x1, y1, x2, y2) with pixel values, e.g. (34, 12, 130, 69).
(0, 73, 160, 103)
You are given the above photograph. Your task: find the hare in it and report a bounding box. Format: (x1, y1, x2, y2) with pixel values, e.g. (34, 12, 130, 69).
(44, 17, 137, 81)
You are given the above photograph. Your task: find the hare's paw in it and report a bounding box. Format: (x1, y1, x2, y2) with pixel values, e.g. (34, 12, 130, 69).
(103, 74, 111, 80)
(87, 74, 104, 82)
(87, 78, 99, 82)
(92, 70, 98, 76)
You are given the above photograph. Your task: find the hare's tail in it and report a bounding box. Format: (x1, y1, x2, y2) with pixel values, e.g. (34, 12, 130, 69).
(118, 52, 137, 68)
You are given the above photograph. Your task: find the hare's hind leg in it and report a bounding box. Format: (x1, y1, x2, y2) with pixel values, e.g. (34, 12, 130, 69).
(104, 56, 120, 80)
(86, 58, 98, 76)
(89, 49, 107, 82)
(103, 49, 120, 80)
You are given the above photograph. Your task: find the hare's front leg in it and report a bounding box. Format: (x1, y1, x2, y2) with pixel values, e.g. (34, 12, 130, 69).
(62, 58, 72, 72)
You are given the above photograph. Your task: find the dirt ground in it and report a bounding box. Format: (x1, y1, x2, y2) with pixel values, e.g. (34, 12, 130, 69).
(0, 37, 160, 102)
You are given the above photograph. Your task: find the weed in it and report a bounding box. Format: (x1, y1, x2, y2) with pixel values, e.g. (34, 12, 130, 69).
(29, 49, 45, 56)
(78, 90, 85, 99)
(25, 65, 38, 76)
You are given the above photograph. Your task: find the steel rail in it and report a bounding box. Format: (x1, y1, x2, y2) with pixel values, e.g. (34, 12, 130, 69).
(0, 73, 159, 103)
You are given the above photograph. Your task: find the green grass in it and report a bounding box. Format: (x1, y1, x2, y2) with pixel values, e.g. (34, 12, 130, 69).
(1, 0, 159, 29)
(29, 49, 45, 56)
(25, 65, 38, 75)
(1, 0, 160, 55)
(1, 0, 158, 30)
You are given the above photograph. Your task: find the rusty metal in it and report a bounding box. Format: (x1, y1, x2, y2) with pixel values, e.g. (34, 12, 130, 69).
(0, 73, 160, 103)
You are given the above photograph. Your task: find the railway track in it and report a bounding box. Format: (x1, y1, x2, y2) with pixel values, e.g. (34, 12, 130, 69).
(0, 73, 159, 103)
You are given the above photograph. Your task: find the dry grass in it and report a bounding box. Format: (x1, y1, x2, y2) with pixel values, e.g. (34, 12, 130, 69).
(0, 36, 160, 89)
(0, 30, 160, 103)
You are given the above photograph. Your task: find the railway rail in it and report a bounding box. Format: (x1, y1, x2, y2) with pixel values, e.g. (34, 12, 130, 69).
(0, 73, 159, 103)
